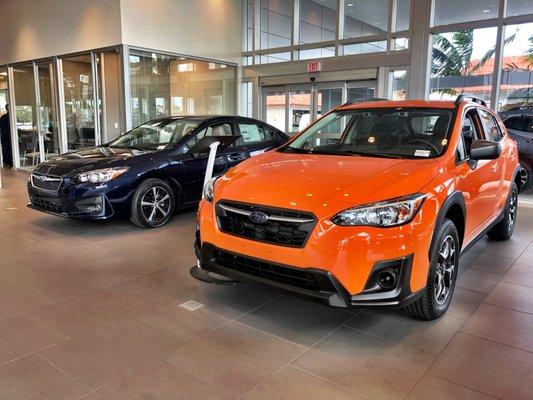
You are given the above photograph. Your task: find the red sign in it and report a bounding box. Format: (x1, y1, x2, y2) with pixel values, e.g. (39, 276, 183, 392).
(307, 61, 322, 73)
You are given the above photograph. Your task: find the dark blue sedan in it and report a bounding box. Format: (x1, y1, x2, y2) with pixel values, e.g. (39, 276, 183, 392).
(27, 116, 289, 228)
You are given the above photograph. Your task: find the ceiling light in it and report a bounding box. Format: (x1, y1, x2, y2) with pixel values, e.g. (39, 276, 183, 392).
(482, 9, 490, 13)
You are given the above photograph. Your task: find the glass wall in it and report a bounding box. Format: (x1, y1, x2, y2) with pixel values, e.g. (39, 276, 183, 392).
(36, 61, 60, 159)
(13, 64, 39, 169)
(129, 50, 236, 127)
(0, 69, 7, 112)
(62, 54, 96, 151)
(498, 22, 533, 110)
(429, 27, 497, 106)
(432, 0, 499, 26)
(388, 69, 408, 100)
(244, 0, 410, 64)
(300, 0, 336, 45)
(260, 0, 293, 50)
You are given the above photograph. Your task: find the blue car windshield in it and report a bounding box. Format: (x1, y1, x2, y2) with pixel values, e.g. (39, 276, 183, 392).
(108, 119, 202, 150)
(284, 108, 453, 159)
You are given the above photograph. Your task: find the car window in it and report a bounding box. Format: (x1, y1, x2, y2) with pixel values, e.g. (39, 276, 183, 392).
(284, 108, 453, 159)
(458, 109, 484, 161)
(109, 119, 202, 150)
(183, 122, 234, 152)
(504, 116, 533, 133)
(238, 123, 264, 144)
(478, 109, 503, 141)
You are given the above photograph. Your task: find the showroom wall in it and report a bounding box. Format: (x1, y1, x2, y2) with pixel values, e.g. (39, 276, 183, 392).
(119, 0, 243, 64)
(0, 0, 122, 65)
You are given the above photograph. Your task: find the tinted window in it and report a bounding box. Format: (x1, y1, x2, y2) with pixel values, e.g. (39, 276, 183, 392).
(504, 116, 533, 133)
(478, 109, 503, 141)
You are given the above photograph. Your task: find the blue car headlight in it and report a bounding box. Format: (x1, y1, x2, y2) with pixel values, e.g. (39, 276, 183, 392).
(76, 167, 129, 184)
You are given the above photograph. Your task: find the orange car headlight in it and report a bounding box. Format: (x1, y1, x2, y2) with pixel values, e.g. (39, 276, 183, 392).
(332, 194, 426, 227)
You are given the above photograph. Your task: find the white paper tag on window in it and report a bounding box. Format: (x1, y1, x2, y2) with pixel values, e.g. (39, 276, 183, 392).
(250, 149, 266, 157)
(414, 150, 431, 157)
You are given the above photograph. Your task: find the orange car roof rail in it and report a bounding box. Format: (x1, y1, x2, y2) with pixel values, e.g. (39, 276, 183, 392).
(455, 94, 487, 107)
(341, 97, 389, 107)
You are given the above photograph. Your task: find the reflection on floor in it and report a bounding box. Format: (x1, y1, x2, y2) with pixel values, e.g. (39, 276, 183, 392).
(0, 167, 532, 399)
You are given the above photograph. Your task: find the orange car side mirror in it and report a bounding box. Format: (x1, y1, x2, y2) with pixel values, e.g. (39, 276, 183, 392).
(470, 140, 501, 160)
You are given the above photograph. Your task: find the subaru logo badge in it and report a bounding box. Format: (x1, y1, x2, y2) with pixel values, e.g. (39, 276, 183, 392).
(250, 211, 269, 224)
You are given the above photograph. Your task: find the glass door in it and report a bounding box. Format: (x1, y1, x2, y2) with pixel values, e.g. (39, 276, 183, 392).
(13, 63, 40, 169)
(317, 84, 343, 119)
(288, 88, 312, 134)
(264, 88, 287, 132)
(35, 61, 60, 160)
(61, 54, 97, 151)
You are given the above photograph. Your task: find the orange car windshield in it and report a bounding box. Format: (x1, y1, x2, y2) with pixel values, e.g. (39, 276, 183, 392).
(284, 108, 453, 159)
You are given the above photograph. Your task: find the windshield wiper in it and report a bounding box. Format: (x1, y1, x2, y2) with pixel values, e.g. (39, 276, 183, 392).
(282, 147, 314, 154)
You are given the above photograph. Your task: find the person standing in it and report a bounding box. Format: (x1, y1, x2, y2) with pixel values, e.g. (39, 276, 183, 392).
(0, 104, 13, 168)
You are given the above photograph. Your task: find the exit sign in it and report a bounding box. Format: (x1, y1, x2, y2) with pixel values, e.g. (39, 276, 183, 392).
(307, 61, 322, 73)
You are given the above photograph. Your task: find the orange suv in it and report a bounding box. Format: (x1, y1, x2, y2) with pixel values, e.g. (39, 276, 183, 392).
(195, 96, 521, 320)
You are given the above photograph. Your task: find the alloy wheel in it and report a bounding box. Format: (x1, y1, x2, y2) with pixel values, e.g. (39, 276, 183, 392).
(434, 235, 456, 306)
(508, 190, 518, 232)
(140, 186, 171, 223)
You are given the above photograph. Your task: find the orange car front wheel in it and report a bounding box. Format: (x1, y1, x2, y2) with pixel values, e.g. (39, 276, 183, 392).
(405, 219, 459, 320)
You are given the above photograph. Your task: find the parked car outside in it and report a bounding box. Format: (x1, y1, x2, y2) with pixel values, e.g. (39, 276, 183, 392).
(500, 107, 532, 189)
(27, 116, 289, 228)
(196, 97, 521, 320)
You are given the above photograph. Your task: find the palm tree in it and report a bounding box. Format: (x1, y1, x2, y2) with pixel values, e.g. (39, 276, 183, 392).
(431, 29, 516, 96)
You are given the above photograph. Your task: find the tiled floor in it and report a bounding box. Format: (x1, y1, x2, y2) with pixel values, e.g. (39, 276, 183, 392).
(0, 167, 532, 400)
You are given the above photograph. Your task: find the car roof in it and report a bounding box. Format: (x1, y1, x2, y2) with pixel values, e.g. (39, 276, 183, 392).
(336, 100, 457, 111)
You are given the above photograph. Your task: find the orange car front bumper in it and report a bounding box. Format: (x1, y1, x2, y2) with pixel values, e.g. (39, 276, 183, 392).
(196, 199, 436, 307)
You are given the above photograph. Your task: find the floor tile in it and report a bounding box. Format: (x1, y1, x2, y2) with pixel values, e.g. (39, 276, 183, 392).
(429, 333, 533, 400)
(446, 287, 485, 320)
(241, 364, 365, 400)
(27, 268, 124, 301)
(30, 288, 150, 336)
(502, 262, 533, 288)
(238, 295, 355, 347)
(163, 321, 305, 398)
(0, 354, 83, 400)
(346, 309, 464, 355)
(462, 303, 533, 352)
(484, 281, 533, 314)
(81, 359, 230, 400)
(405, 374, 495, 400)
(456, 267, 502, 294)
(39, 318, 184, 392)
(293, 326, 435, 400)
(0, 313, 66, 364)
(464, 252, 516, 274)
(0, 283, 53, 320)
(132, 299, 245, 342)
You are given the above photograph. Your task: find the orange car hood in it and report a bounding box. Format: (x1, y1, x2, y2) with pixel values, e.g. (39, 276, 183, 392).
(217, 151, 440, 218)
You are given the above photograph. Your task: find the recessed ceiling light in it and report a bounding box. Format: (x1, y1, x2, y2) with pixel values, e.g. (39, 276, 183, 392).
(482, 9, 490, 13)
(347, 3, 354, 6)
